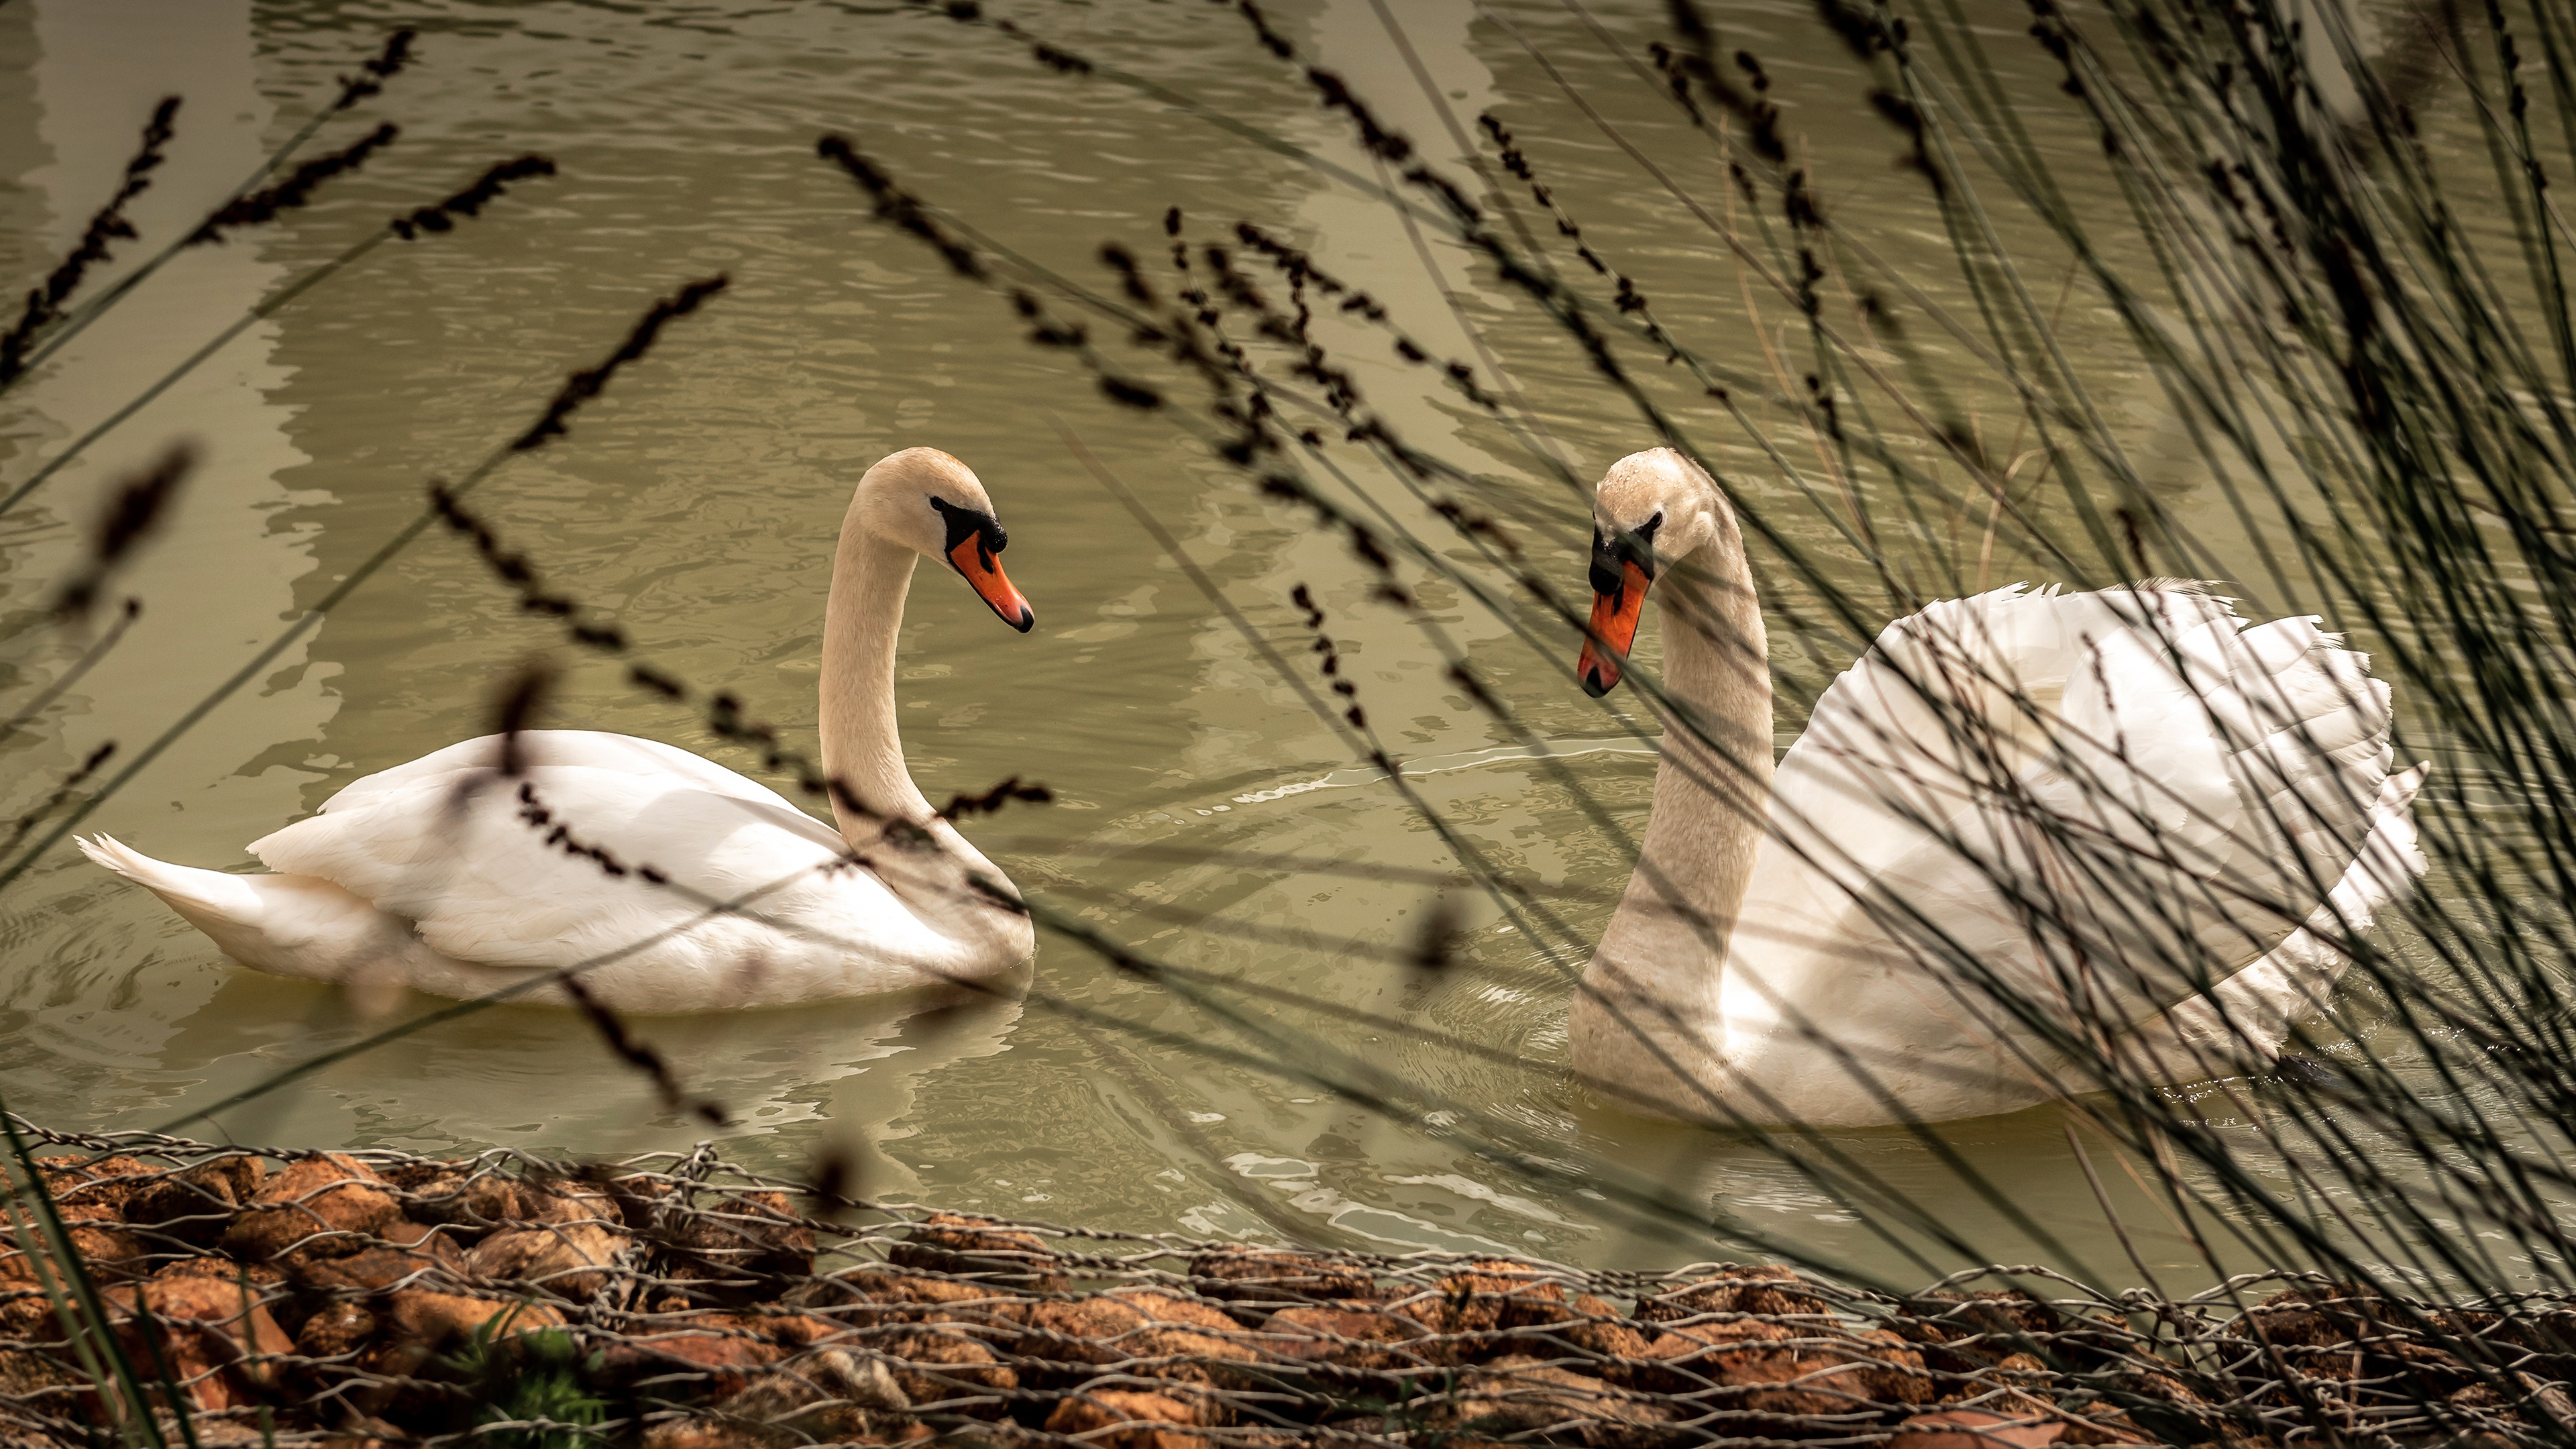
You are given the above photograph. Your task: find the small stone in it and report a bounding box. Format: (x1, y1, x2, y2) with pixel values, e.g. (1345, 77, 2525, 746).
(659, 1190, 815, 1309)
(40, 1155, 156, 1218)
(1853, 1328, 1938, 1406)
(1631, 1318, 1899, 1414)
(0, 1342, 86, 1415)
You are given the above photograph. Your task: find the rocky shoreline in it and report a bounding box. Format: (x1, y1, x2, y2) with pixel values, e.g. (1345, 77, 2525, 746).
(3, 1139, 2568, 1446)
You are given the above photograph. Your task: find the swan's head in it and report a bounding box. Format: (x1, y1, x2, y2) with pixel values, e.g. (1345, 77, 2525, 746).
(1578, 447, 1725, 696)
(857, 447, 1034, 633)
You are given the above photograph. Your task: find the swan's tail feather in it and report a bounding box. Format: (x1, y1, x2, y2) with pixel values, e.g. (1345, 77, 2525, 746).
(80, 834, 268, 930)
(81, 833, 423, 984)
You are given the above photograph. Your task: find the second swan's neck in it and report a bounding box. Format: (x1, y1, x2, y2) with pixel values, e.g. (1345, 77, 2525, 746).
(1569, 549, 1773, 1117)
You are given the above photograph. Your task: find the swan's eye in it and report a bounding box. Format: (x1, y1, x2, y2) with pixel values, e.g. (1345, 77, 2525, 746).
(1638, 511, 1664, 543)
(928, 496, 1006, 561)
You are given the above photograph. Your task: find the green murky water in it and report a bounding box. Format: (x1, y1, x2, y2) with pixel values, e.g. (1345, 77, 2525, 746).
(0, 0, 2521, 1289)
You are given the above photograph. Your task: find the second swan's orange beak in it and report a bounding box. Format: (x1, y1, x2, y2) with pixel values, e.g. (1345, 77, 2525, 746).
(1578, 560, 1651, 697)
(949, 534, 1034, 633)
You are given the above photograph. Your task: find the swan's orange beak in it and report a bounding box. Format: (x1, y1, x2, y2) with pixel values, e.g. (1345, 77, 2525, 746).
(949, 535, 1034, 633)
(1578, 561, 1650, 697)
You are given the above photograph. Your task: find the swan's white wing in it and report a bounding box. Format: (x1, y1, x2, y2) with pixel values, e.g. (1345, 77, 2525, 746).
(2127, 762, 2427, 1074)
(1730, 584, 2411, 1078)
(250, 739, 987, 1009)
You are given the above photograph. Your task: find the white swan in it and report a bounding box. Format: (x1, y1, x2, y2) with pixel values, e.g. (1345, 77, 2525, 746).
(1566, 449, 2426, 1126)
(82, 447, 1040, 1012)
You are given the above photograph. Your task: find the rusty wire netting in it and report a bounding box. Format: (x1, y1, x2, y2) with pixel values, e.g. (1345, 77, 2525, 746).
(5, 1119, 2575, 1449)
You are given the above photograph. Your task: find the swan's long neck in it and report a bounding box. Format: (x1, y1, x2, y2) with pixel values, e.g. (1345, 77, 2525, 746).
(1568, 547, 1772, 1118)
(821, 525, 932, 833)
(816, 521, 1008, 890)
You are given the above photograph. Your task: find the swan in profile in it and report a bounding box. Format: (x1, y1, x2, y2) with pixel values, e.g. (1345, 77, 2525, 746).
(83, 447, 1039, 1012)
(1567, 449, 2426, 1126)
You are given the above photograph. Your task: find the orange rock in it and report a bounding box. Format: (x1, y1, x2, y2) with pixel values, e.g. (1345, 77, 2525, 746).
(1902, 1289, 2068, 1343)
(377, 1289, 564, 1350)
(1854, 1328, 1937, 1406)
(39, 1155, 157, 1218)
(297, 1236, 464, 1293)
(354, 1291, 568, 1413)
(885, 1212, 1059, 1291)
(466, 1220, 626, 1301)
(1639, 1263, 1832, 1324)
(515, 1177, 623, 1228)
(1020, 1291, 1258, 1386)
(0, 1218, 144, 1288)
(1504, 1292, 1651, 1363)
(221, 1154, 399, 1263)
(296, 1300, 380, 1359)
(399, 1171, 526, 1233)
(792, 1268, 1028, 1336)
(0, 1342, 87, 1420)
(1188, 1247, 1378, 1305)
(1889, 1403, 2068, 1449)
(598, 1171, 678, 1230)
(2, 1159, 148, 1287)
(149, 1256, 283, 1288)
(1424, 1261, 1576, 1335)
(595, 1312, 792, 1397)
(374, 1159, 468, 1191)
(103, 1272, 295, 1411)
(873, 1324, 1017, 1417)
(1044, 1388, 1204, 1448)
(690, 1346, 913, 1446)
(1430, 1354, 1671, 1445)
(1260, 1303, 1443, 1373)
(124, 1157, 267, 1250)
(1632, 1318, 1908, 1415)
(2241, 1285, 2407, 1369)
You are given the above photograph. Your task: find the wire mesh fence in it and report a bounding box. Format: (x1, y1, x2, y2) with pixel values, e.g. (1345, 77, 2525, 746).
(8, 1118, 2576, 1448)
